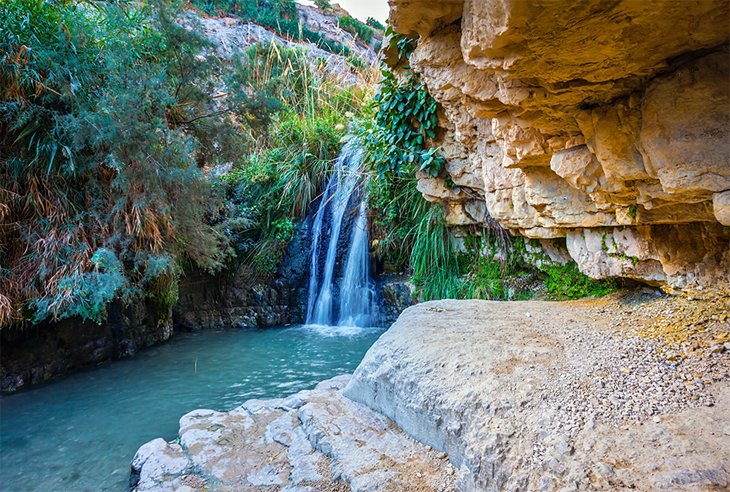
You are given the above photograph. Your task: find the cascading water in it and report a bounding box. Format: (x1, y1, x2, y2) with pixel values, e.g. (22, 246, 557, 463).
(306, 140, 376, 327)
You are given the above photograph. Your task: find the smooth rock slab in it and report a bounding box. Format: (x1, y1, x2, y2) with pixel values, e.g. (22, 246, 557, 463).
(343, 300, 730, 491)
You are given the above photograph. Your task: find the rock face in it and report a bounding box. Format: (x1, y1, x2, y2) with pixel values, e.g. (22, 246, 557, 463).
(131, 375, 455, 491)
(376, 275, 417, 325)
(389, 0, 730, 293)
(344, 299, 730, 491)
(0, 300, 172, 392)
(198, 10, 376, 86)
(173, 213, 313, 330)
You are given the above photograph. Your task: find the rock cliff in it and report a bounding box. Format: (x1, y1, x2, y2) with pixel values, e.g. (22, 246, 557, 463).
(389, 0, 730, 293)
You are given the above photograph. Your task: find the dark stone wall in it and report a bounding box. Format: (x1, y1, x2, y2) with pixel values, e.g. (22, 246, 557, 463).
(173, 268, 305, 330)
(0, 301, 172, 392)
(376, 275, 417, 326)
(173, 213, 313, 330)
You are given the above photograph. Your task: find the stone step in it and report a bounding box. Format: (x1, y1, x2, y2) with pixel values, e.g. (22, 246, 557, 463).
(131, 375, 455, 491)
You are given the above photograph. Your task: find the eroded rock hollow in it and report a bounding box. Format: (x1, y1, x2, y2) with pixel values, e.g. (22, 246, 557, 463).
(390, 0, 730, 293)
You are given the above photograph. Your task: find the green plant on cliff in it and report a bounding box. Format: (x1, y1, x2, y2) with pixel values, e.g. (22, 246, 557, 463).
(192, 0, 357, 57)
(366, 17, 385, 31)
(364, 70, 443, 178)
(357, 28, 445, 268)
(357, 27, 448, 281)
(338, 16, 375, 44)
(542, 263, 618, 299)
(409, 206, 465, 299)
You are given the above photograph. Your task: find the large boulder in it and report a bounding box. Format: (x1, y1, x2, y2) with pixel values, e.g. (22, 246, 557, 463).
(344, 300, 730, 490)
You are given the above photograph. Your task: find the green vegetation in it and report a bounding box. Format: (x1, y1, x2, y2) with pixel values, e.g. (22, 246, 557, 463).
(357, 30, 474, 299)
(313, 0, 332, 12)
(193, 0, 358, 56)
(409, 207, 463, 299)
(215, 42, 373, 277)
(338, 16, 376, 44)
(0, 0, 374, 327)
(0, 0, 240, 325)
(628, 204, 638, 220)
(542, 263, 618, 299)
(357, 31, 443, 271)
(361, 31, 442, 178)
(366, 17, 385, 31)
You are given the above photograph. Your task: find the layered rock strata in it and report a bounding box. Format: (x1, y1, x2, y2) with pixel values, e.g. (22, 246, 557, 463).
(390, 0, 730, 293)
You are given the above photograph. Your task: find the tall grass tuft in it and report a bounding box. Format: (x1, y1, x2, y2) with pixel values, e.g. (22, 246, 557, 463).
(409, 206, 465, 300)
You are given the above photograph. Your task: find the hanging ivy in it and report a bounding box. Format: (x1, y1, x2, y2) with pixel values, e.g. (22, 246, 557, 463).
(366, 71, 443, 177)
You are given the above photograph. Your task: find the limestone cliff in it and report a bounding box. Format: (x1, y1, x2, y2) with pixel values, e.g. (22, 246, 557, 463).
(389, 0, 730, 293)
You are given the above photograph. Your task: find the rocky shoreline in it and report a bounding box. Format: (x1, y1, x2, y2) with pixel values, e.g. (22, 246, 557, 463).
(132, 295, 730, 491)
(131, 375, 455, 491)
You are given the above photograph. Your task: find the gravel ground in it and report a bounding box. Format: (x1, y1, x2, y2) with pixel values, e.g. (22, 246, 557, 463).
(542, 289, 730, 434)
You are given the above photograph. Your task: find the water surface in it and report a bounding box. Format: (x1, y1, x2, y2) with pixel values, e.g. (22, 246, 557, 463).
(0, 324, 384, 491)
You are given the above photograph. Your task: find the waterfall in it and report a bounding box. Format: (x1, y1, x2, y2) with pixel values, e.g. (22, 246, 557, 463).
(305, 179, 334, 322)
(306, 140, 376, 327)
(338, 199, 374, 327)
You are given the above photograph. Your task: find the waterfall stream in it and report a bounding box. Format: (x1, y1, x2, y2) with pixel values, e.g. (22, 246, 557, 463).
(306, 140, 376, 327)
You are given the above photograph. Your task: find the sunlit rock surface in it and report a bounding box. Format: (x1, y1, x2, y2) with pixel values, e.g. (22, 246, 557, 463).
(389, 0, 730, 293)
(131, 376, 455, 491)
(344, 300, 730, 490)
(133, 298, 730, 491)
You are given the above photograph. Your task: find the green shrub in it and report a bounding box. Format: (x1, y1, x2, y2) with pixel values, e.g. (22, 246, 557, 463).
(409, 206, 464, 300)
(29, 249, 128, 324)
(364, 71, 443, 178)
(357, 28, 444, 271)
(0, 0, 246, 325)
(366, 17, 385, 31)
(542, 263, 618, 299)
(314, 0, 332, 11)
(338, 16, 375, 44)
